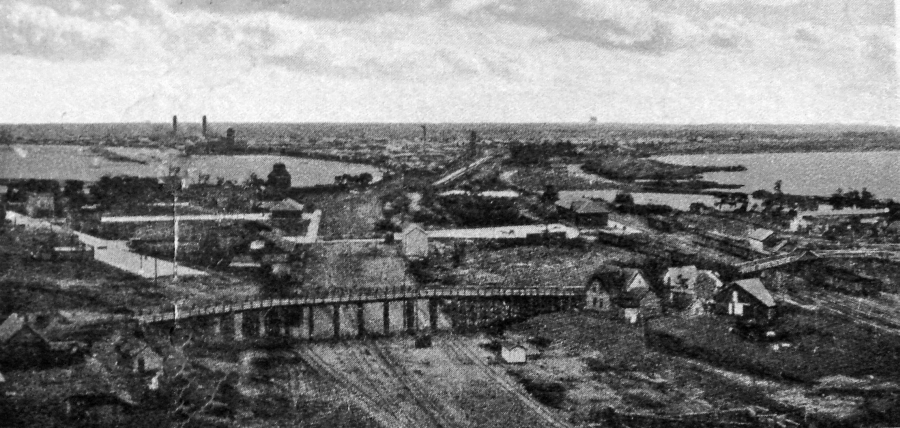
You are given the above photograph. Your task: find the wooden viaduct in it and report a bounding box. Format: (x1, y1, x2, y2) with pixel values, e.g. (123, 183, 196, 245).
(138, 286, 584, 341)
(735, 249, 900, 274)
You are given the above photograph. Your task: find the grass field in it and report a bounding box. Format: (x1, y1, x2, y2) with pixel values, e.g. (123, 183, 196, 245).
(647, 309, 900, 382)
(300, 241, 412, 291)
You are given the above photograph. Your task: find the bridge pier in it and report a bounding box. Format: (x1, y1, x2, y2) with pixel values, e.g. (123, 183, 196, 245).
(387, 301, 405, 334)
(311, 306, 334, 340)
(258, 311, 266, 338)
(212, 316, 222, 339)
(338, 304, 359, 338)
(233, 312, 243, 341)
(362, 302, 384, 336)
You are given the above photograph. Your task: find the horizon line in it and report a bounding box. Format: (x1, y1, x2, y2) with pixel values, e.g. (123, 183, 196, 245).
(0, 121, 897, 128)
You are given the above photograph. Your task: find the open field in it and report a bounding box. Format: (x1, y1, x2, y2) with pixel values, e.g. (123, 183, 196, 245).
(300, 241, 413, 290)
(507, 310, 896, 425)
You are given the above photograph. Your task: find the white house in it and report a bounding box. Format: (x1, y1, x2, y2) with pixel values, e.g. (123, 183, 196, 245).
(500, 343, 527, 364)
(401, 224, 429, 259)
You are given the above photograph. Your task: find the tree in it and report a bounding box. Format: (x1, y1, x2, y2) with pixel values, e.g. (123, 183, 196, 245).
(829, 188, 845, 209)
(541, 185, 559, 203)
(613, 192, 634, 205)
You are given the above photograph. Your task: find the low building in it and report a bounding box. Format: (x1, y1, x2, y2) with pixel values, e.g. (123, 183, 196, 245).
(715, 278, 777, 321)
(270, 198, 304, 219)
(401, 223, 429, 259)
(500, 343, 527, 364)
(25, 192, 55, 217)
(558, 199, 609, 228)
(229, 255, 261, 268)
(747, 228, 777, 252)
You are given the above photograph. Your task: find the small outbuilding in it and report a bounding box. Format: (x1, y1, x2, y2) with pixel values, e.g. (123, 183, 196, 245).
(401, 223, 429, 259)
(500, 343, 527, 364)
(716, 278, 777, 321)
(560, 199, 609, 228)
(747, 228, 777, 252)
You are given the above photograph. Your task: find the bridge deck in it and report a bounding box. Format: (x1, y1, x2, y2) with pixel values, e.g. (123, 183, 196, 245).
(138, 286, 583, 324)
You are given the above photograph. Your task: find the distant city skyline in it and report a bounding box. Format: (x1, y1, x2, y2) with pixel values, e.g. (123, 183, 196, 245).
(0, 0, 896, 125)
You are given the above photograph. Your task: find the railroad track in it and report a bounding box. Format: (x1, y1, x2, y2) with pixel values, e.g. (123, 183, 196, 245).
(299, 345, 416, 427)
(368, 341, 459, 428)
(440, 336, 572, 428)
(794, 292, 900, 336)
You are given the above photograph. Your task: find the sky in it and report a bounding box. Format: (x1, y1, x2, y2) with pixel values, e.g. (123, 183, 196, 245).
(0, 0, 896, 124)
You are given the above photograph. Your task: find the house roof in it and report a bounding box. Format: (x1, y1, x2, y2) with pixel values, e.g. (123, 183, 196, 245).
(748, 228, 775, 242)
(270, 198, 304, 212)
(591, 266, 648, 301)
(571, 199, 608, 214)
(730, 278, 776, 307)
(0, 313, 25, 343)
(402, 223, 426, 236)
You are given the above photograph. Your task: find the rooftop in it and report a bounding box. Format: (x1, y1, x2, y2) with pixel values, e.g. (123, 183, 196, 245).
(731, 278, 776, 307)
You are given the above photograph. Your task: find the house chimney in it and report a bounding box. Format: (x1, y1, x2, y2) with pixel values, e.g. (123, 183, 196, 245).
(172, 115, 178, 134)
(202, 115, 207, 136)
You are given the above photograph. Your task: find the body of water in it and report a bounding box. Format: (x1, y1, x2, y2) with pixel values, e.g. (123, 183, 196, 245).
(655, 151, 900, 201)
(0, 145, 381, 187)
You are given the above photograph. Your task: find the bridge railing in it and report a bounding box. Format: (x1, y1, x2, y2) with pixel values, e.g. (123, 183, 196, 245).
(136, 285, 584, 323)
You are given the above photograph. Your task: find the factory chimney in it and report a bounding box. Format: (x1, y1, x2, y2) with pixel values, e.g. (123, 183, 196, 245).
(172, 115, 178, 134)
(421, 125, 427, 142)
(202, 115, 207, 136)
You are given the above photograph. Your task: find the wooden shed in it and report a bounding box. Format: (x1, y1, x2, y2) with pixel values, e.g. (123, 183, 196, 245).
(401, 223, 429, 259)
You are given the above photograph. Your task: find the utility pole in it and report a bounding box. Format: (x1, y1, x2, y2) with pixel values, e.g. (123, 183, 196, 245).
(173, 192, 179, 281)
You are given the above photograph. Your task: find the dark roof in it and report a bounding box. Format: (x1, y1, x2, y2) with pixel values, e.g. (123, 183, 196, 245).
(730, 278, 776, 307)
(571, 200, 609, 214)
(590, 266, 648, 302)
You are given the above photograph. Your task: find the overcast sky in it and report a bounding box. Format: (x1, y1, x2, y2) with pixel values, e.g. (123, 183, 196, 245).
(0, 0, 896, 124)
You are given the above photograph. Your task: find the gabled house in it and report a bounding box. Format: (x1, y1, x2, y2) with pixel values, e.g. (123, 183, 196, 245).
(0, 313, 49, 349)
(401, 224, 429, 259)
(715, 278, 777, 321)
(586, 267, 660, 323)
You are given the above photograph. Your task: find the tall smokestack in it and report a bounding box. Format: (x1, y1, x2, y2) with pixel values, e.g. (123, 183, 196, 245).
(421, 125, 427, 142)
(172, 115, 178, 134)
(202, 115, 207, 136)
